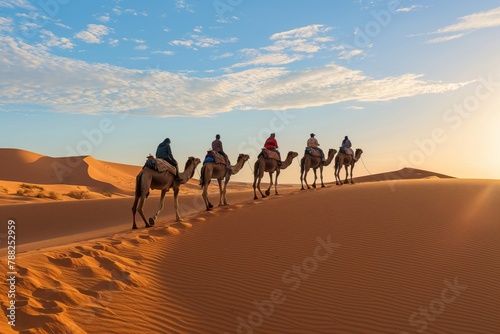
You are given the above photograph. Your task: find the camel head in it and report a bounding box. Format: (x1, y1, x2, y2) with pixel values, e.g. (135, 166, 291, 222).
(287, 151, 299, 159)
(354, 149, 363, 160)
(328, 148, 338, 156)
(237, 153, 250, 163)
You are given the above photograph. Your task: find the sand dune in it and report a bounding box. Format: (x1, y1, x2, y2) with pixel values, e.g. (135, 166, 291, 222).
(0, 149, 212, 204)
(1, 177, 499, 333)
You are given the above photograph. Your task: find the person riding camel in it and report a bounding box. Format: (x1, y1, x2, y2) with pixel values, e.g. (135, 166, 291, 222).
(156, 138, 183, 182)
(212, 134, 230, 169)
(341, 135, 356, 160)
(264, 133, 281, 165)
(307, 133, 325, 161)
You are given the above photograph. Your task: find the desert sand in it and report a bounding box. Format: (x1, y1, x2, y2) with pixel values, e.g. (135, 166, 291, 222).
(0, 149, 499, 333)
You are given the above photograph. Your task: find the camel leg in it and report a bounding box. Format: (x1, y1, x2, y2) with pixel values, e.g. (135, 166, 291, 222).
(149, 188, 167, 226)
(173, 186, 183, 222)
(253, 176, 259, 200)
(221, 176, 230, 205)
(257, 172, 266, 198)
(265, 172, 273, 196)
(312, 169, 317, 189)
(350, 164, 355, 184)
(304, 168, 311, 189)
(202, 182, 213, 211)
(320, 166, 325, 188)
(217, 178, 224, 206)
(344, 165, 349, 184)
(131, 196, 140, 229)
(135, 194, 151, 229)
(274, 170, 280, 195)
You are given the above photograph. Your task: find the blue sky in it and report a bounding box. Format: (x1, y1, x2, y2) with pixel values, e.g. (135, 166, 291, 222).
(1, 0, 499, 184)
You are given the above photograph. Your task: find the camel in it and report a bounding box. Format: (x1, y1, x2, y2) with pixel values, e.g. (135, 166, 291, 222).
(132, 156, 201, 229)
(334, 148, 364, 185)
(253, 150, 298, 199)
(300, 148, 337, 190)
(200, 153, 250, 210)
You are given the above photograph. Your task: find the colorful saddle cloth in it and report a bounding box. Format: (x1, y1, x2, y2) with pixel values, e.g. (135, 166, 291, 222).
(145, 156, 176, 174)
(261, 148, 280, 161)
(204, 150, 226, 164)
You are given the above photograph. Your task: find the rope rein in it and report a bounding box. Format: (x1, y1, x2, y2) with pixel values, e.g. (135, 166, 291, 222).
(359, 155, 381, 181)
(246, 160, 254, 174)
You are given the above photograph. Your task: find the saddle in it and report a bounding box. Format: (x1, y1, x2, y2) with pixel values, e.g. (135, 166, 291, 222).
(305, 147, 322, 158)
(204, 150, 226, 164)
(260, 149, 280, 161)
(144, 156, 177, 175)
(339, 147, 354, 155)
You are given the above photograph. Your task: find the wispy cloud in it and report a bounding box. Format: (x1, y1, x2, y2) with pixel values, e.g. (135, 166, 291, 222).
(40, 29, 74, 49)
(0, 17, 13, 33)
(0, 36, 468, 117)
(396, 5, 425, 13)
(426, 33, 465, 44)
(176, 0, 194, 13)
(152, 50, 175, 56)
(425, 7, 500, 43)
(0, 0, 36, 10)
(75, 24, 112, 44)
(231, 25, 334, 68)
(170, 30, 237, 50)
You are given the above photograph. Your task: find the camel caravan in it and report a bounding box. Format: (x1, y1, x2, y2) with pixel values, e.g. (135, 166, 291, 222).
(131, 134, 363, 229)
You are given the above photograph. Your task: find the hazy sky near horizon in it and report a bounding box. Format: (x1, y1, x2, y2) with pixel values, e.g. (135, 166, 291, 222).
(1, 0, 499, 184)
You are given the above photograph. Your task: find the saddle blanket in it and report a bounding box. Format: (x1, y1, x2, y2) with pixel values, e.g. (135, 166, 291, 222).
(306, 147, 322, 157)
(261, 149, 280, 161)
(339, 147, 354, 155)
(204, 150, 226, 164)
(145, 156, 176, 174)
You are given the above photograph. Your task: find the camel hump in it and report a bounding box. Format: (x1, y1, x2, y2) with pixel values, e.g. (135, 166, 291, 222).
(305, 147, 322, 158)
(262, 148, 280, 161)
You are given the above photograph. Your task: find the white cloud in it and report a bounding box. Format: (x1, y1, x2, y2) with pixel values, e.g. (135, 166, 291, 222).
(152, 50, 175, 56)
(109, 38, 119, 47)
(176, 0, 194, 13)
(75, 24, 112, 44)
(0, 17, 13, 33)
(96, 15, 110, 23)
(231, 53, 304, 68)
(396, 5, 424, 13)
(426, 33, 465, 44)
(338, 48, 365, 60)
(170, 34, 237, 49)
(270, 25, 332, 40)
(434, 7, 500, 34)
(0, 0, 36, 10)
(425, 7, 500, 43)
(0, 36, 468, 117)
(40, 30, 74, 49)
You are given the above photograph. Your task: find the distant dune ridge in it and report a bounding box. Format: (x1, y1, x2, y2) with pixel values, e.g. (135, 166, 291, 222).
(0, 148, 499, 333)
